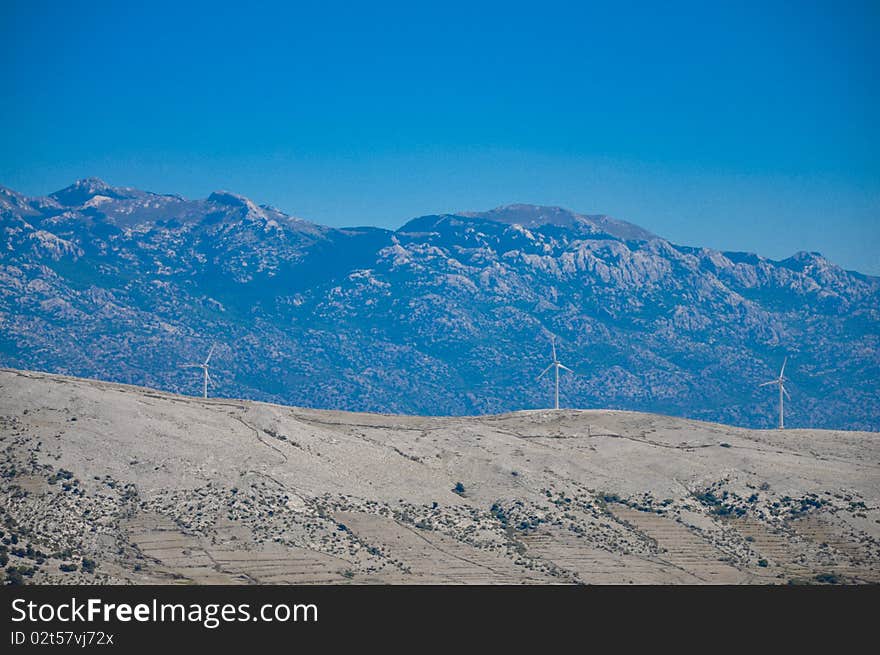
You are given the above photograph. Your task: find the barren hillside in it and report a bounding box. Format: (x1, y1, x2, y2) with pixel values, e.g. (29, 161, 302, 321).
(1, 368, 878, 584)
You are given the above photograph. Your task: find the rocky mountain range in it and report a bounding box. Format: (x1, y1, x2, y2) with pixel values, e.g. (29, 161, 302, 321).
(1, 178, 878, 430)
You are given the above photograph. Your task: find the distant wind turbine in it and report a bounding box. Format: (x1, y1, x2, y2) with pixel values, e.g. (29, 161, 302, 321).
(537, 337, 573, 410)
(760, 357, 790, 429)
(182, 344, 215, 399)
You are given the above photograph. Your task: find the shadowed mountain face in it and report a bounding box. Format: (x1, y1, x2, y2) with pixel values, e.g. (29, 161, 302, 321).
(1, 179, 878, 429)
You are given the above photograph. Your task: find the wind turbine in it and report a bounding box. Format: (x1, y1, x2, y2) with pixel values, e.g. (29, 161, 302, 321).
(183, 344, 215, 398)
(537, 337, 573, 410)
(760, 357, 790, 429)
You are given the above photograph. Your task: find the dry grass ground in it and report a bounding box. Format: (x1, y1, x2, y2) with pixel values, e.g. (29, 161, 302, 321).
(1, 368, 878, 584)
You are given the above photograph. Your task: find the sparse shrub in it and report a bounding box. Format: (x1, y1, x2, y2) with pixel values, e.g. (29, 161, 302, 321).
(4, 565, 34, 584)
(59, 563, 77, 573)
(4, 567, 24, 585)
(758, 559, 769, 568)
(490, 503, 508, 526)
(693, 491, 719, 507)
(80, 558, 96, 574)
(452, 482, 465, 496)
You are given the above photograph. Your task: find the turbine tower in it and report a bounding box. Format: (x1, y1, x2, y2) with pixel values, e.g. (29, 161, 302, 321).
(183, 344, 215, 399)
(537, 337, 573, 410)
(760, 357, 790, 429)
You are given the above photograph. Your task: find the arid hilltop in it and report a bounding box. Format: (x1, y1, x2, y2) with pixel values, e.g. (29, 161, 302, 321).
(1, 368, 878, 584)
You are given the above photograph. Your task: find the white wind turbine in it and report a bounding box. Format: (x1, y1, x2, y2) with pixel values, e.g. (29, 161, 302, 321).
(760, 357, 790, 429)
(537, 337, 573, 410)
(183, 344, 215, 399)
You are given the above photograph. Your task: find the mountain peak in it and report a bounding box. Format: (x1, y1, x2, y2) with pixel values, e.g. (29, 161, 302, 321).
(463, 204, 580, 227)
(207, 190, 254, 208)
(460, 204, 657, 241)
(77, 176, 110, 187)
(50, 177, 127, 206)
(64, 177, 113, 193)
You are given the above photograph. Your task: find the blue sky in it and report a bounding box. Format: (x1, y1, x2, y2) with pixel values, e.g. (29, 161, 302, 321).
(2, 0, 878, 273)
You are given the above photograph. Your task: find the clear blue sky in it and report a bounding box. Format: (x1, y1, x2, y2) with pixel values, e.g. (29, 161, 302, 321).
(2, 0, 878, 273)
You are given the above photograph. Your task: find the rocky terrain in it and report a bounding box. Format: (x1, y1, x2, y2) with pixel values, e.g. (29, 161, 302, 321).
(1, 368, 878, 585)
(1, 179, 878, 430)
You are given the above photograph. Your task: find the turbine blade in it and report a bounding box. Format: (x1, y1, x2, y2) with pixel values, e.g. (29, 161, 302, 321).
(537, 364, 553, 379)
(558, 364, 573, 373)
(759, 380, 777, 387)
(551, 338, 557, 362)
(780, 356, 787, 377)
(782, 385, 791, 399)
(204, 344, 215, 365)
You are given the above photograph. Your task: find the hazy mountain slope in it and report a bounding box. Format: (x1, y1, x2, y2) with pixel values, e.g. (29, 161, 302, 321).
(1, 180, 878, 429)
(1, 369, 878, 584)
(460, 203, 656, 240)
